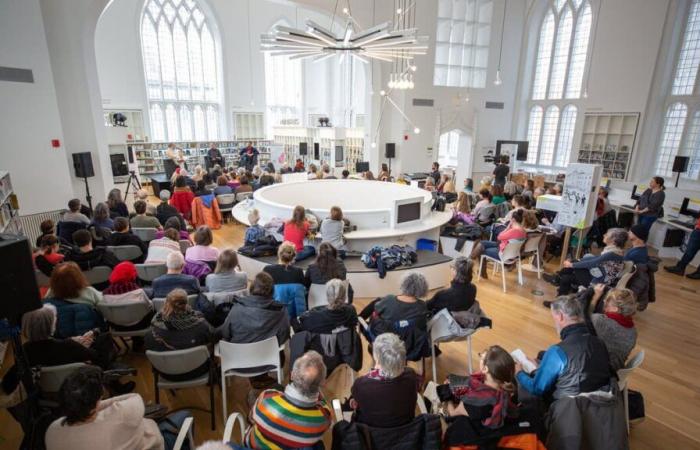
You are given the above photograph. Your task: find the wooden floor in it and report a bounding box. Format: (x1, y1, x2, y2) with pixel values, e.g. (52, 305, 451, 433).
(2, 215, 700, 449)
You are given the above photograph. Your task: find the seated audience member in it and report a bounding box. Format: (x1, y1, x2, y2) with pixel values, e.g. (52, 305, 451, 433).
(36, 219, 68, 248)
(192, 165, 204, 182)
(44, 367, 168, 450)
(151, 252, 201, 298)
(427, 257, 476, 313)
(156, 190, 186, 229)
(626, 224, 650, 265)
(596, 187, 613, 218)
(103, 261, 154, 331)
(424, 177, 437, 192)
(62, 199, 90, 225)
(521, 179, 535, 201)
(479, 175, 493, 192)
(503, 195, 527, 222)
(522, 210, 540, 232)
(107, 188, 129, 219)
(472, 189, 493, 219)
(263, 242, 305, 286)
(321, 164, 336, 179)
(245, 351, 331, 449)
(472, 210, 527, 278)
(293, 279, 357, 333)
(463, 178, 474, 193)
(307, 164, 318, 180)
(105, 217, 148, 257)
(440, 174, 457, 194)
(45, 262, 103, 306)
(490, 184, 506, 205)
(665, 211, 700, 279)
(65, 229, 119, 269)
(374, 272, 429, 331)
(205, 249, 248, 293)
(516, 296, 611, 400)
(145, 289, 216, 380)
(377, 163, 391, 182)
(90, 202, 115, 231)
(320, 206, 346, 255)
(590, 285, 638, 372)
(218, 272, 290, 346)
(544, 227, 628, 295)
(135, 189, 157, 216)
(185, 226, 219, 263)
(552, 183, 563, 196)
(303, 243, 353, 302)
(170, 175, 196, 220)
(35, 235, 65, 276)
(244, 209, 266, 246)
(145, 228, 181, 264)
(194, 179, 211, 197)
(234, 175, 253, 195)
(131, 200, 162, 230)
(363, 170, 375, 181)
(190, 189, 222, 230)
(350, 333, 419, 427)
(503, 180, 520, 199)
(204, 174, 217, 191)
(283, 205, 316, 262)
(293, 159, 305, 172)
(451, 192, 474, 224)
(156, 216, 191, 241)
(443, 345, 517, 436)
(430, 162, 441, 185)
(341, 169, 350, 179)
(214, 175, 233, 195)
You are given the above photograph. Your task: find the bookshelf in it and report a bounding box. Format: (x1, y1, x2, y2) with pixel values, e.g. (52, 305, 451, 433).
(576, 113, 639, 180)
(272, 126, 366, 173)
(131, 139, 273, 179)
(233, 112, 266, 140)
(0, 172, 21, 234)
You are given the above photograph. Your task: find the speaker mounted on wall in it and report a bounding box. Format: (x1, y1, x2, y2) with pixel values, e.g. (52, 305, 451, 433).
(299, 142, 308, 156)
(72, 152, 95, 178)
(385, 143, 396, 159)
(313, 142, 320, 160)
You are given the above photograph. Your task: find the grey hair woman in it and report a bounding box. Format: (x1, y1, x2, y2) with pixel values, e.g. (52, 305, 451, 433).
(22, 304, 57, 342)
(427, 257, 477, 313)
(374, 271, 429, 330)
(325, 278, 347, 309)
(605, 228, 628, 250)
(372, 332, 407, 378)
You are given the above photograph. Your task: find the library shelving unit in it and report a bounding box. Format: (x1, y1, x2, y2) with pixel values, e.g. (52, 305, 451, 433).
(272, 126, 366, 172)
(131, 139, 273, 180)
(0, 171, 21, 235)
(576, 113, 639, 180)
(233, 112, 265, 140)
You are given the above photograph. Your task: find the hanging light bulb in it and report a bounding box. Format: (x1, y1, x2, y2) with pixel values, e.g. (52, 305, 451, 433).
(396, 7, 402, 14)
(410, 65, 417, 72)
(371, 142, 377, 148)
(414, 127, 421, 134)
(494, 69, 502, 86)
(342, 7, 349, 14)
(379, 90, 386, 96)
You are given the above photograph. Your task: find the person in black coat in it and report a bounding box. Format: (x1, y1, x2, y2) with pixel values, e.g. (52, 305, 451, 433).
(303, 243, 354, 302)
(293, 279, 357, 334)
(427, 257, 476, 313)
(104, 217, 147, 261)
(65, 229, 119, 270)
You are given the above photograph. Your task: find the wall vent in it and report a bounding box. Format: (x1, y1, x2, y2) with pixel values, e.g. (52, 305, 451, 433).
(0, 67, 34, 83)
(412, 98, 434, 107)
(485, 101, 505, 109)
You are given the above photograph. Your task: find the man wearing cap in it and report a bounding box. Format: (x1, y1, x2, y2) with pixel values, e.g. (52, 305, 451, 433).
(664, 214, 700, 279)
(625, 224, 650, 265)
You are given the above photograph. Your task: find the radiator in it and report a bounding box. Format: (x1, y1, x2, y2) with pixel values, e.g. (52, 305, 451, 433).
(17, 209, 65, 247)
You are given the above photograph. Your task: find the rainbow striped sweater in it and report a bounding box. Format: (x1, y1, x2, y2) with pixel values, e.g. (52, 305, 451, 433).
(245, 386, 332, 449)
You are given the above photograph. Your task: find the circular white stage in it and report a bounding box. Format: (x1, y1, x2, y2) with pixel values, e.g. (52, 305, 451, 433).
(232, 180, 452, 252)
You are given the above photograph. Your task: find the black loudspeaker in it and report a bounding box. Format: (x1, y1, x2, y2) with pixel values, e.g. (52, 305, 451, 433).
(0, 235, 42, 323)
(385, 143, 396, 158)
(314, 142, 320, 160)
(673, 156, 689, 173)
(127, 145, 135, 163)
(299, 142, 308, 156)
(72, 152, 95, 178)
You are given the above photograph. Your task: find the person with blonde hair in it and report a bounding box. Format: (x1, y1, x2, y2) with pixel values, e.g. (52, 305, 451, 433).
(244, 208, 266, 246)
(205, 249, 248, 293)
(590, 285, 638, 371)
(263, 241, 304, 286)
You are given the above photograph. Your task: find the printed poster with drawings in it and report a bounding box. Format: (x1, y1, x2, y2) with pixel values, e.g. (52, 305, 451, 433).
(558, 163, 601, 229)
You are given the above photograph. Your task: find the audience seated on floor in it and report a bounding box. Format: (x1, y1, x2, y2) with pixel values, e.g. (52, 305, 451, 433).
(589, 285, 638, 372)
(319, 206, 346, 254)
(245, 351, 332, 449)
(427, 257, 476, 314)
(45, 366, 190, 450)
(185, 226, 220, 264)
(516, 296, 611, 401)
(283, 205, 316, 262)
(349, 333, 419, 427)
(145, 228, 181, 264)
(34, 235, 65, 276)
(303, 242, 352, 301)
(107, 188, 129, 219)
(151, 252, 201, 298)
(204, 248, 248, 293)
(66, 229, 119, 270)
(45, 261, 103, 306)
(131, 200, 162, 230)
(91, 202, 115, 231)
(293, 279, 357, 334)
(145, 288, 216, 380)
(62, 198, 91, 225)
(105, 217, 148, 259)
(244, 209, 266, 246)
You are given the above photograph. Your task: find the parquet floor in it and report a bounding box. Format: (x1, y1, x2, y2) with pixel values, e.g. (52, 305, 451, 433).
(1, 212, 699, 449)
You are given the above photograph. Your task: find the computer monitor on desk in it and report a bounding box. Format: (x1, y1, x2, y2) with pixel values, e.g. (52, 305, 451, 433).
(680, 198, 700, 218)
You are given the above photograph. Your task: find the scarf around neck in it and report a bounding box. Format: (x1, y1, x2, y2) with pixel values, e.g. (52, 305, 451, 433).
(605, 311, 634, 328)
(602, 245, 624, 256)
(152, 309, 203, 332)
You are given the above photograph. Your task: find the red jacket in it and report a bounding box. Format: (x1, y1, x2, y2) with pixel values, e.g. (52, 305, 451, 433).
(170, 188, 195, 219)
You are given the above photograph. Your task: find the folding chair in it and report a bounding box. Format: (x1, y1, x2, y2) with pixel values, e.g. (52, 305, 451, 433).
(477, 239, 525, 292)
(521, 232, 544, 279)
(617, 349, 645, 434)
(97, 301, 153, 353)
(135, 263, 168, 283)
(106, 245, 144, 262)
(217, 194, 237, 223)
(83, 266, 112, 286)
(132, 227, 159, 243)
(428, 308, 481, 381)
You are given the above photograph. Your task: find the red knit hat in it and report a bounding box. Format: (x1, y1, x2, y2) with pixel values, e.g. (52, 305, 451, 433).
(109, 261, 137, 284)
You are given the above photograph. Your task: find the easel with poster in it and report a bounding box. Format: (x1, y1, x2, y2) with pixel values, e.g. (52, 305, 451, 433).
(557, 163, 603, 265)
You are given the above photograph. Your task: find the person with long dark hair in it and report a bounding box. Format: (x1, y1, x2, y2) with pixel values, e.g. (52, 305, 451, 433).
(635, 176, 665, 233)
(304, 242, 353, 302)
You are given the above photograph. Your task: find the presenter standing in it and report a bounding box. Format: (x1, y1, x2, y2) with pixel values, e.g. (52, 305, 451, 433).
(493, 155, 510, 186)
(635, 176, 665, 233)
(164, 143, 186, 178)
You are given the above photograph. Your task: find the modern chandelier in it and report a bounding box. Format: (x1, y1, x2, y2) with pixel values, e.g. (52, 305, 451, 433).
(260, 19, 429, 64)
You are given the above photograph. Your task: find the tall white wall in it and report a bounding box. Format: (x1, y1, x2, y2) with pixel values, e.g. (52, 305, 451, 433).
(0, 0, 75, 214)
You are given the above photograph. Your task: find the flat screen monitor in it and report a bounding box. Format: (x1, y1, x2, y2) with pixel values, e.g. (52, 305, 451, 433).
(335, 145, 344, 162)
(496, 140, 529, 162)
(397, 202, 421, 224)
(356, 161, 370, 173)
(680, 198, 700, 217)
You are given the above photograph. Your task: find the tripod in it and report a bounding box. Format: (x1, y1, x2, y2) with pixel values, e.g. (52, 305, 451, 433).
(124, 170, 142, 199)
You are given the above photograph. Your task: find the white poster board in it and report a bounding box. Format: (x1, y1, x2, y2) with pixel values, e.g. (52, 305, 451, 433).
(269, 144, 285, 166)
(558, 163, 602, 229)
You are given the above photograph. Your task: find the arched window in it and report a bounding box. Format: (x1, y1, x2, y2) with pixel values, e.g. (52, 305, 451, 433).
(264, 24, 302, 135)
(438, 130, 461, 168)
(141, 0, 223, 142)
(524, 0, 591, 169)
(654, 0, 700, 180)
